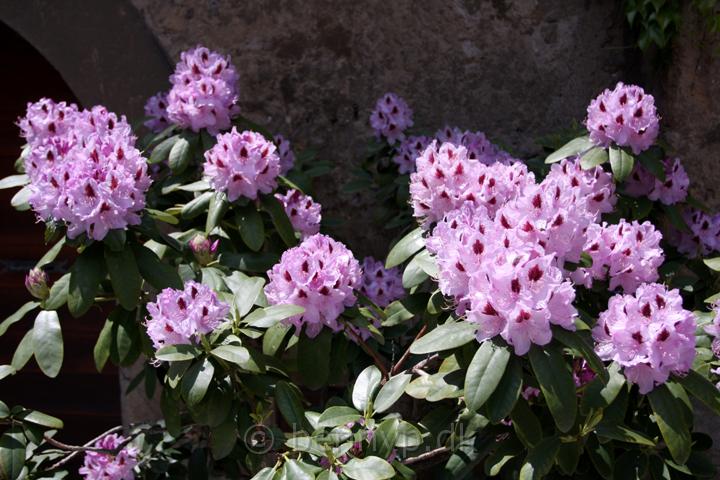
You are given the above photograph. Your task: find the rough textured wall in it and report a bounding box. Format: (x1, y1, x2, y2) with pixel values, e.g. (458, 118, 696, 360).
(130, 0, 628, 257)
(662, 3, 720, 210)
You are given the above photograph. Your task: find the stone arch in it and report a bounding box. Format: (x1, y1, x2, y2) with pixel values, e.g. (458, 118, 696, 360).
(0, 0, 172, 119)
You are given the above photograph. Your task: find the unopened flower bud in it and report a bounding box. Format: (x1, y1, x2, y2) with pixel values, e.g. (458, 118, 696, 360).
(189, 234, 218, 266)
(25, 267, 50, 300)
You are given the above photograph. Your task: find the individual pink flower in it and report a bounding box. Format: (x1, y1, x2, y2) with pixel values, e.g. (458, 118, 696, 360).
(393, 135, 429, 174)
(521, 386, 541, 401)
(572, 359, 596, 387)
(625, 157, 689, 205)
(664, 208, 720, 258)
(575, 220, 664, 293)
(79, 433, 138, 480)
(203, 128, 280, 201)
(369, 93, 413, 144)
(166, 45, 240, 134)
(145, 281, 229, 351)
(265, 234, 361, 338)
(143, 91, 170, 133)
(359, 257, 405, 308)
(17, 98, 79, 145)
(435, 126, 514, 165)
(275, 189, 322, 239)
(409, 141, 534, 225)
(586, 82, 660, 154)
(593, 283, 696, 394)
(274, 134, 295, 175)
(544, 157, 616, 219)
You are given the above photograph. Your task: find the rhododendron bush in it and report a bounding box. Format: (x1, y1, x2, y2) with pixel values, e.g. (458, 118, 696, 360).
(2, 47, 720, 480)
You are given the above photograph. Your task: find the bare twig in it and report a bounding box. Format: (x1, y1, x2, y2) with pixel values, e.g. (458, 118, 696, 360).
(390, 324, 427, 375)
(402, 446, 451, 466)
(346, 326, 390, 380)
(46, 425, 124, 471)
(411, 354, 440, 375)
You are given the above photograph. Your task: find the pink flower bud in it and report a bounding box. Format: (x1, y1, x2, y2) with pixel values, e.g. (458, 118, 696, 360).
(25, 267, 49, 300)
(189, 234, 218, 266)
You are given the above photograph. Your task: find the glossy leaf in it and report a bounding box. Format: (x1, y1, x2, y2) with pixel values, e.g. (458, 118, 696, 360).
(519, 437, 560, 480)
(260, 195, 297, 247)
(464, 340, 511, 411)
(0, 427, 26, 480)
(93, 318, 113, 372)
(649, 384, 692, 464)
(206, 191, 229, 233)
(317, 406, 362, 428)
(343, 456, 395, 480)
(237, 206, 265, 251)
(298, 329, 332, 390)
(676, 369, 720, 416)
(181, 358, 215, 406)
(609, 146, 634, 182)
(68, 244, 105, 317)
(409, 320, 477, 355)
(275, 381, 311, 432)
(149, 134, 179, 164)
(352, 365, 382, 412)
(528, 344, 576, 432)
(133, 244, 183, 290)
(374, 373, 411, 413)
(243, 304, 304, 328)
(486, 356, 523, 422)
(386, 228, 424, 268)
(105, 246, 141, 310)
(545, 136, 593, 164)
(32, 310, 63, 378)
(0, 301, 39, 337)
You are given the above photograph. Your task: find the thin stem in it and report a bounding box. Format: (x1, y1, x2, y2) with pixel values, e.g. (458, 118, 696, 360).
(390, 325, 427, 375)
(402, 446, 451, 466)
(46, 425, 123, 470)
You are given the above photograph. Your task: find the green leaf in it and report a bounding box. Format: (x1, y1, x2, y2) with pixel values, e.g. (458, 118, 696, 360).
(676, 370, 720, 416)
(553, 328, 608, 383)
(225, 273, 264, 317)
(317, 406, 362, 428)
(0, 365, 15, 380)
(343, 456, 395, 480)
(519, 437, 560, 480)
(486, 356, 523, 422)
(556, 442, 581, 476)
(352, 365, 382, 412)
(369, 418, 399, 459)
(161, 389, 181, 437)
(282, 460, 316, 480)
(181, 191, 213, 219)
(649, 384, 692, 464)
(638, 146, 666, 181)
(210, 420, 237, 460)
(580, 362, 625, 413)
(465, 340, 511, 412)
(105, 246, 141, 310)
(156, 344, 200, 362)
(580, 147, 609, 169)
(133, 244, 183, 290)
(11, 329, 34, 370)
(16, 409, 63, 429)
(510, 398, 542, 447)
(386, 228, 424, 268)
(263, 323, 291, 356)
(409, 320, 477, 354)
(43, 273, 70, 311)
(206, 191, 229, 234)
(0, 426, 26, 480)
(243, 304, 304, 328)
(93, 318, 113, 372)
(609, 146, 635, 182)
(595, 424, 655, 446)
(275, 381, 311, 432)
(585, 435, 613, 478)
(149, 134, 179, 164)
(220, 251, 279, 273)
(260, 195, 297, 247)
(0, 174, 29, 190)
(528, 344, 576, 433)
(237, 206, 265, 252)
(10, 185, 31, 210)
(545, 136, 594, 164)
(703, 257, 720, 272)
(182, 358, 215, 406)
(374, 373, 411, 413)
(402, 252, 429, 289)
(298, 329, 332, 390)
(285, 436, 325, 456)
(250, 467, 278, 480)
(36, 238, 66, 268)
(32, 310, 63, 378)
(663, 204, 690, 233)
(211, 344, 251, 367)
(395, 420, 423, 447)
(0, 301, 40, 337)
(103, 229, 126, 252)
(146, 208, 179, 225)
(68, 244, 106, 317)
(168, 134, 194, 174)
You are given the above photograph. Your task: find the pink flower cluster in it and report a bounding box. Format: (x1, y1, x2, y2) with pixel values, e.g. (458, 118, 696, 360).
(203, 128, 280, 201)
(409, 141, 534, 225)
(370, 93, 413, 144)
(393, 135, 429, 174)
(265, 234, 361, 338)
(79, 434, 138, 480)
(143, 91, 170, 133)
(274, 134, 295, 175)
(664, 208, 720, 258)
(275, 189, 322, 239)
(625, 157, 689, 205)
(359, 257, 405, 308)
(586, 82, 660, 154)
(435, 126, 515, 165)
(19, 100, 152, 240)
(145, 281, 229, 351)
(573, 220, 664, 293)
(166, 46, 240, 134)
(593, 283, 695, 394)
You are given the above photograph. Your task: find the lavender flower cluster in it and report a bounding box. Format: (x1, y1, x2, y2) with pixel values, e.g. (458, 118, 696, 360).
(79, 434, 138, 480)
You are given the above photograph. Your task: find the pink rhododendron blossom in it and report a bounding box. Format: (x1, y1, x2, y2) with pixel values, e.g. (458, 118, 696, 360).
(25, 267, 49, 300)
(166, 46, 240, 134)
(410, 141, 534, 225)
(146, 281, 229, 351)
(574, 220, 664, 293)
(586, 82, 660, 154)
(522, 386, 541, 401)
(393, 135, 429, 174)
(79, 434, 138, 480)
(359, 257, 405, 308)
(203, 128, 280, 201)
(143, 91, 170, 133)
(664, 208, 720, 258)
(435, 126, 515, 165)
(625, 157, 689, 205)
(593, 283, 696, 394)
(573, 359, 596, 387)
(189, 234, 219, 266)
(544, 157, 616, 219)
(369, 93, 413, 144)
(275, 189, 322, 239)
(20, 102, 152, 241)
(274, 134, 295, 175)
(18, 97, 79, 145)
(265, 234, 361, 338)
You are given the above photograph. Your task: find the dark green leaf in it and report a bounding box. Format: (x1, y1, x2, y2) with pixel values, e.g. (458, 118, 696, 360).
(585, 435, 613, 478)
(133, 244, 183, 290)
(374, 373, 411, 413)
(486, 356, 523, 422)
(210, 420, 237, 460)
(609, 146, 634, 182)
(32, 310, 63, 378)
(638, 146, 666, 181)
(161, 389, 181, 437)
(595, 424, 655, 446)
(343, 456, 395, 480)
(368, 418, 399, 459)
(275, 381, 311, 432)
(220, 252, 279, 273)
(519, 436, 560, 480)
(181, 191, 213, 219)
(510, 398, 542, 447)
(649, 384, 692, 464)
(168, 134, 194, 174)
(676, 370, 720, 416)
(528, 344, 576, 432)
(581, 362, 625, 414)
(206, 191, 229, 234)
(93, 318, 113, 372)
(43, 273, 70, 311)
(149, 135, 179, 164)
(182, 358, 215, 406)
(0, 427, 26, 480)
(465, 340, 511, 412)
(260, 195, 297, 247)
(237, 206, 265, 251)
(409, 320, 477, 355)
(298, 329, 332, 390)
(103, 229, 126, 252)
(556, 442, 581, 476)
(545, 136, 594, 164)
(386, 228, 424, 268)
(352, 365, 382, 412)
(68, 244, 106, 317)
(105, 246, 141, 310)
(553, 328, 608, 383)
